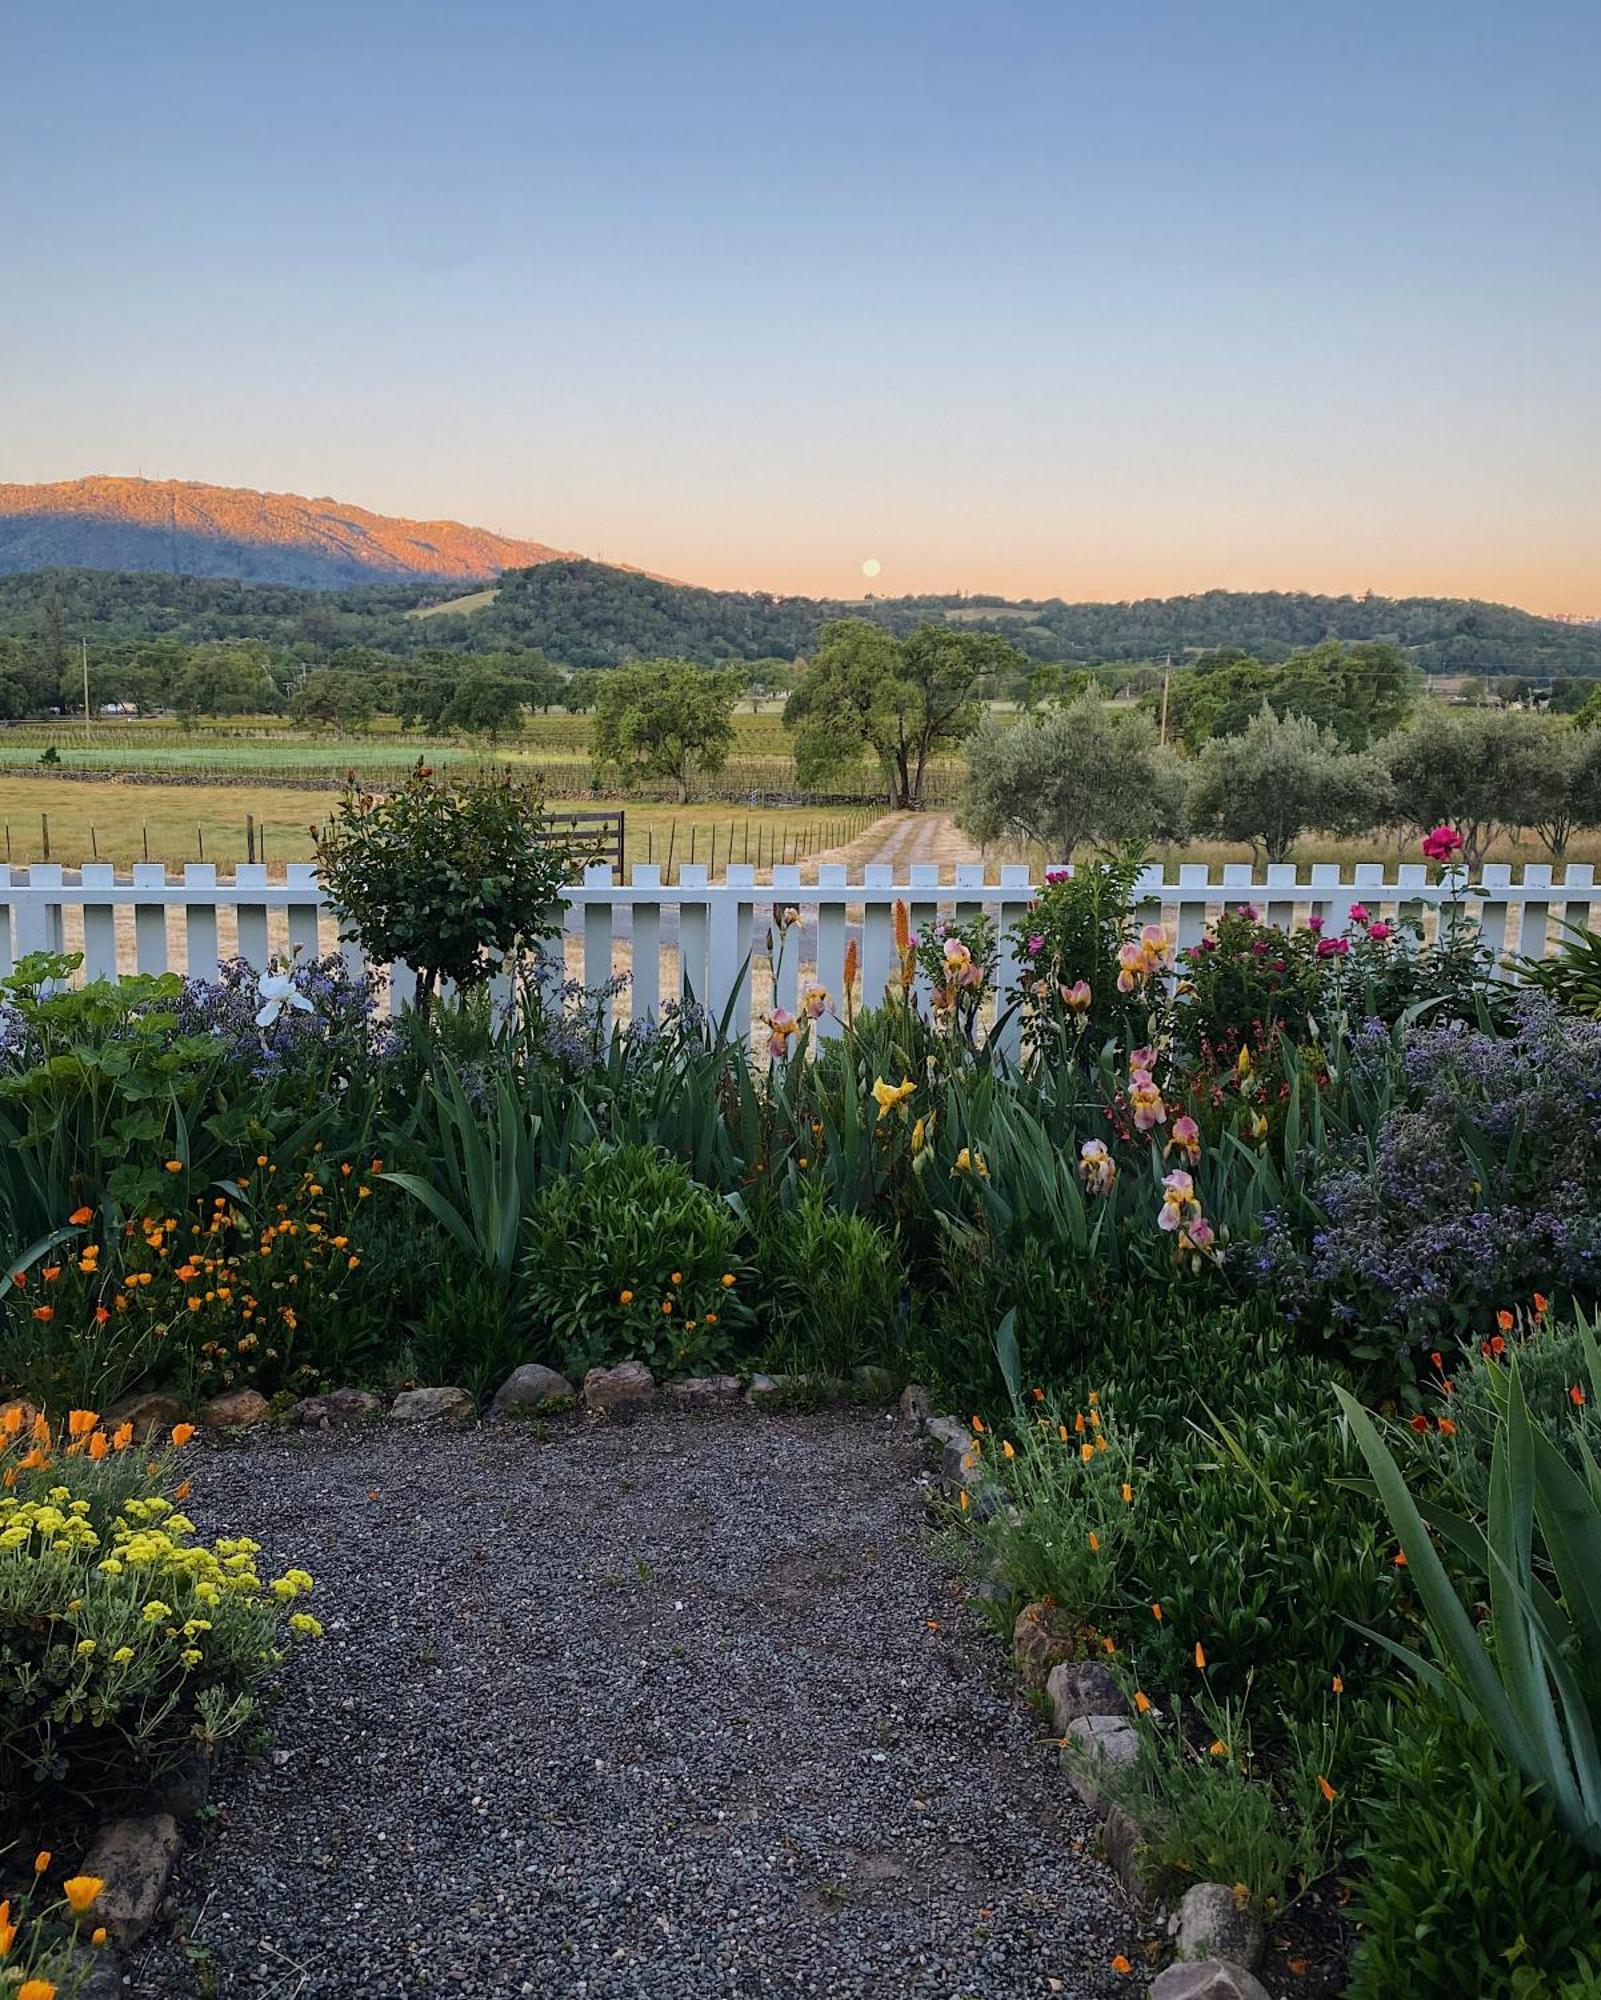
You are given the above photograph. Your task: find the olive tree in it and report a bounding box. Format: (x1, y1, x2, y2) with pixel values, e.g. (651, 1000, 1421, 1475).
(1386, 708, 1560, 869)
(1187, 706, 1393, 864)
(957, 695, 1188, 862)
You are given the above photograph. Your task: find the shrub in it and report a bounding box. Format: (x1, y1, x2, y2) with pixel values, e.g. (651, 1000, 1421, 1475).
(0, 1404, 321, 1822)
(519, 1143, 749, 1377)
(1262, 997, 1601, 1358)
(315, 762, 570, 1021)
(1347, 1693, 1601, 2000)
(757, 1187, 901, 1380)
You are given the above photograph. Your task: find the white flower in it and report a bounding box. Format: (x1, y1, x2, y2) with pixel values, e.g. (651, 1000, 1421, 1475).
(255, 969, 315, 1030)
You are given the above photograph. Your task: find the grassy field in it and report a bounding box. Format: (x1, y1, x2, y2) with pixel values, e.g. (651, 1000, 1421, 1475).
(0, 774, 876, 876)
(0, 712, 964, 804)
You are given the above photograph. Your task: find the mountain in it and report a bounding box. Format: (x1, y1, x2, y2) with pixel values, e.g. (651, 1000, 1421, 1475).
(0, 477, 578, 589)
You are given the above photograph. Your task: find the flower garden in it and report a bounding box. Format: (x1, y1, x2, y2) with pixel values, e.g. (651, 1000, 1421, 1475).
(3, 778, 1600, 1996)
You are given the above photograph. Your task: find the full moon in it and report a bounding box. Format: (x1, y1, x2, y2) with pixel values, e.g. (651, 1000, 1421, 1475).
(861, 557, 881, 578)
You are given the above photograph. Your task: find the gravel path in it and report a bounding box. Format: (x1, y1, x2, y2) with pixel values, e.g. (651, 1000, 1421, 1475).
(133, 1407, 1144, 1998)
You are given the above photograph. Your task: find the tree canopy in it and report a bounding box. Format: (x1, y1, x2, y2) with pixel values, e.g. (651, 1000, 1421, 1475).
(1187, 706, 1394, 863)
(784, 619, 1025, 809)
(957, 696, 1188, 861)
(590, 659, 740, 801)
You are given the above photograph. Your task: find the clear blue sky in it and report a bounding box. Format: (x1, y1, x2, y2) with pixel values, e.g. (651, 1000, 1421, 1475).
(3, 0, 1598, 609)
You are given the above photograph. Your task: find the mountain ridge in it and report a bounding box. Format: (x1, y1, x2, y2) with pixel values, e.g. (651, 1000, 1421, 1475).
(0, 476, 578, 589)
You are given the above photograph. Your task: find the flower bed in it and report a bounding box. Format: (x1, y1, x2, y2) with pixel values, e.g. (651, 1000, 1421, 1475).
(3, 819, 1600, 1994)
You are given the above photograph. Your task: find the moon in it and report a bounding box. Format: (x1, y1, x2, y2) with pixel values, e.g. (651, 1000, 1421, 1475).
(861, 557, 881, 578)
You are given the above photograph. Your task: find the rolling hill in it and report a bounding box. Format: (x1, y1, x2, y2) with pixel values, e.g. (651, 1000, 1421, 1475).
(0, 476, 578, 589)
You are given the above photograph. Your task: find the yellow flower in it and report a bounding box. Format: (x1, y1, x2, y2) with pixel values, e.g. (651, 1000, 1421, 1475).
(164, 1159, 183, 1174)
(111, 1646, 134, 1664)
(953, 1147, 988, 1178)
(63, 1875, 104, 1915)
(870, 1076, 915, 1121)
(33, 1849, 52, 1873)
(19, 1981, 59, 2000)
(1133, 1691, 1151, 1715)
(1001, 1440, 1015, 1460)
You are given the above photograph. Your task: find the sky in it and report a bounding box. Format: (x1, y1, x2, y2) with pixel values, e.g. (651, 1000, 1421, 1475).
(3, 1, 1598, 612)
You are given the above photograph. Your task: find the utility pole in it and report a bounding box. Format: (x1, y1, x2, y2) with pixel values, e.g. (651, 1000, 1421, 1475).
(82, 638, 92, 735)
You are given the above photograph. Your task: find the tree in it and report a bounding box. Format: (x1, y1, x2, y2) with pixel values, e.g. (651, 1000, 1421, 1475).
(1187, 706, 1393, 864)
(289, 669, 376, 733)
(784, 619, 1024, 809)
(440, 668, 525, 741)
(1524, 724, 1601, 858)
(957, 696, 1188, 861)
(1164, 639, 1418, 751)
(173, 643, 283, 720)
(315, 763, 569, 1024)
(591, 659, 739, 801)
(562, 669, 602, 714)
(1386, 708, 1555, 868)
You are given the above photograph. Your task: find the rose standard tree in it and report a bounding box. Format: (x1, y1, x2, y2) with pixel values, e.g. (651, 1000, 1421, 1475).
(315, 762, 572, 1024)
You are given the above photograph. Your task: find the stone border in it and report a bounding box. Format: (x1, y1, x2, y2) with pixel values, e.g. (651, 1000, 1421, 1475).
(909, 1398, 1271, 2000)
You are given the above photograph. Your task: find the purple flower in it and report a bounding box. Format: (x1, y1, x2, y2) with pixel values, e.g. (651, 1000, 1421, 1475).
(1026, 935, 1045, 955)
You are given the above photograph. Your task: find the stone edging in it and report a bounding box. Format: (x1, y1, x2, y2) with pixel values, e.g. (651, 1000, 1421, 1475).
(910, 1397, 1272, 2000)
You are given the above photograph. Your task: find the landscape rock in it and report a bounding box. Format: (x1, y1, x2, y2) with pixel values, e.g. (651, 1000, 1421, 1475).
(489, 1364, 574, 1415)
(1013, 1601, 1079, 1688)
(927, 1414, 983, 1485)
(583, 1360, 655, 1416)
(746, 1372, 781, 1405)
(389, 1385, 476, 1426)
(1103, 1803, 1156, 1899)
(1177, 1884, 1263, 1970)
(898, 1381, 933, 1427)
(80, 1811, 183, 1945)
(1060, 1713, 1140, 1813)
(103, 1390, 184, 1442)
(666, 1375, 745, 1409)
(1148, 1960, 1271, 2000)
(1047, 1659, 1127, 1734)
(201, 1387, 269, 1429)
(291, 1388, 383, 1429)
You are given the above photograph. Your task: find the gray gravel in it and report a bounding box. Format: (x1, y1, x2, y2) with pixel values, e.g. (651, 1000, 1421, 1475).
(132, 1405, 1146, 1997)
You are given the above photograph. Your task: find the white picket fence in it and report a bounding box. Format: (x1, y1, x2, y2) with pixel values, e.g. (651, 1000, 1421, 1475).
(1, 858, 1595, 1062)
